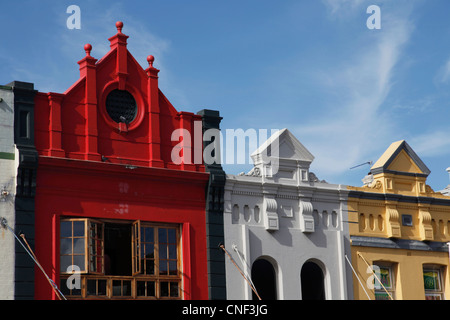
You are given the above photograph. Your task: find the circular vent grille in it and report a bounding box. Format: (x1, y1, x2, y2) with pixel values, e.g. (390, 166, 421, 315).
(105, 89, 137, 124)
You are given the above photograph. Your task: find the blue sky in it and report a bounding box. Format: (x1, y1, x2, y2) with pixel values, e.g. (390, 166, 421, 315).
(1, 0, 450, 190)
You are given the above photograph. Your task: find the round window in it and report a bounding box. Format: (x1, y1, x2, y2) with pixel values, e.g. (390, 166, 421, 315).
(105, 89, 137, 124)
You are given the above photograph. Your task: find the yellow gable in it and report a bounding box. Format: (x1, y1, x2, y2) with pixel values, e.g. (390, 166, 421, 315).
(387, 149, 423, 174)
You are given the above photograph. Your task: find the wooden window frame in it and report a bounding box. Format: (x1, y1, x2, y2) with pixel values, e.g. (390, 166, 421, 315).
(60, 218, 182, 300)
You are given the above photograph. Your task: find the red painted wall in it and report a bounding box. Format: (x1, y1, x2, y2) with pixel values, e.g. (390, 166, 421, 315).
(33, 22, 209, 300)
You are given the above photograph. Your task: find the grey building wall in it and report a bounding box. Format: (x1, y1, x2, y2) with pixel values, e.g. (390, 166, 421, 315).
(0, 81, 38, 300)
(0, 85, 17, 300)
(223, 129, 353, 300)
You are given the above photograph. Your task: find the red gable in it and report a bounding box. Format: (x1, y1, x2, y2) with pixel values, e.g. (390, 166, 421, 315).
(34, 21, 204, 172)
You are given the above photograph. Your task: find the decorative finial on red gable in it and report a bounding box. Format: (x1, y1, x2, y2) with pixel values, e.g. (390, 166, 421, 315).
(84, 43, 92, 57)
(147, 55, 155, 67)
(116, 21, 124, 34)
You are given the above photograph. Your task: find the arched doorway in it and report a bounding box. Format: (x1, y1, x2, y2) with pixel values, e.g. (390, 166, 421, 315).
(301, 261, 325, 300)
(251, 258, 277, 300)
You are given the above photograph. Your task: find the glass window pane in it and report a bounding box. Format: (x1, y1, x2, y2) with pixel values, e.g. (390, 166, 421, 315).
(71, 286, 82, 296)
(145, 259, 154, 275)
(375, 266, 391, 289)
(160, 281, 169, 297)
(112, 280, 122, 296)
(170, 282, 179, 297)
(60, 279, 70, 296)
(158, 228, 167, 243)
(97, 280, 106, 296)
(97, 256, 103, 273)
(144, 244, 154, 258)
(144, 227, 154, 243)
(60, 221, 72, 238)
(60, 238, 72, 255)
(73, 255, 85, 271)
(168, 229, 176, 243)
(137, 281, 146, 296)
(123, 281, 131, 296)
(169, 261, 178, 275)
(73, 221, 85, 237)
(87, 279, 97, 295)
(159, 261, 168, 275)
(159, 244, 167, 259)
(73, 238, 85, 254)
(424, 270, 441, 291)
(147, 281, 155, 297)
(375, 292, 390, 300)
(169, 244, 177, 259)
(60, 255, 72, 273)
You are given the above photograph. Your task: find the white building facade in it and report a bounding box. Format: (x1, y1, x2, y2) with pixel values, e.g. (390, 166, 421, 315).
(0, 82, 38, 300)
(223, 129, 353, 300)
(0, 84, 18, 300)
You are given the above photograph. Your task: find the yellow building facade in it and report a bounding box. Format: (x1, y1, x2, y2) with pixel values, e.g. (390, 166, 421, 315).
(347, 140, 450, 300)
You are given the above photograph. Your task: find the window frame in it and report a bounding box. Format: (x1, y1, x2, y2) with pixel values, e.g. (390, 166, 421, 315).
(423, 265, 445, 300)
(373, 262, 396, 300)
(59, 218, 182, 300)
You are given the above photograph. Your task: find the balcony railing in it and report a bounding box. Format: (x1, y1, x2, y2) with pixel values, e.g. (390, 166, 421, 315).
(60, 275, 181, 300)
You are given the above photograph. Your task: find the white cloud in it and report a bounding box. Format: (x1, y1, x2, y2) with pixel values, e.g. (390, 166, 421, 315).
(435, 57, 450, 83)
(409, 130, 450, 158)
(291, 2, 416, 178)
(322, 0, 366, 16)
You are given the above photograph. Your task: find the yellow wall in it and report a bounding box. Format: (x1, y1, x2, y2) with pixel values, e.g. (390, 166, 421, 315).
(350, 246, 450, 300)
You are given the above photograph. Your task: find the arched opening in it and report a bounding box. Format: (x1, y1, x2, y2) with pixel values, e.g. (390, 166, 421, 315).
(301, 261, 325, 300)
(251, 258, 277, 300)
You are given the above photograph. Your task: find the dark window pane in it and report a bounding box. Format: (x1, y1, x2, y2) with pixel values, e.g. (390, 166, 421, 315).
(145, 259, 154, 275)
(144, 227, 154, 243)
(105, 89, 137, 124)
(60, 279, 70, 296)
(73, 221, 84, 237)
(60, 255, 72, 273)
(169, 244, 177, 259)
(72, 287, 82, 296)
(87, 279, 97, 295)
(73, 255, 85, 271)
(137, 281, 146, 296)
(169, 261, 178, 275)
(168, 229, 176, 243)
(159, 244, 167, 259)
(144, 244, 154, 258)
(60, 238, 72, 255)
(123, 281, 131, 296)
(170, 282, 179, 297)
(60, 221, 72, 238)
(160, 281, 169, 297)
(112, 280, 122, 296)
(147, 281, 155, 296)
(159, 261, 168, 275)
(98, 280, 107, 296)
(158, 228, 167, 243)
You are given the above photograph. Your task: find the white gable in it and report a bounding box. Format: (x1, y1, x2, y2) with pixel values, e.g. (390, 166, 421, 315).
(250, 129, 315, 182)
(251, 128, 314, 163)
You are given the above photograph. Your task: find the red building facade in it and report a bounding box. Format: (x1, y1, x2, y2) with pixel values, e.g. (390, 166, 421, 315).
(33, 22, 210, 300)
